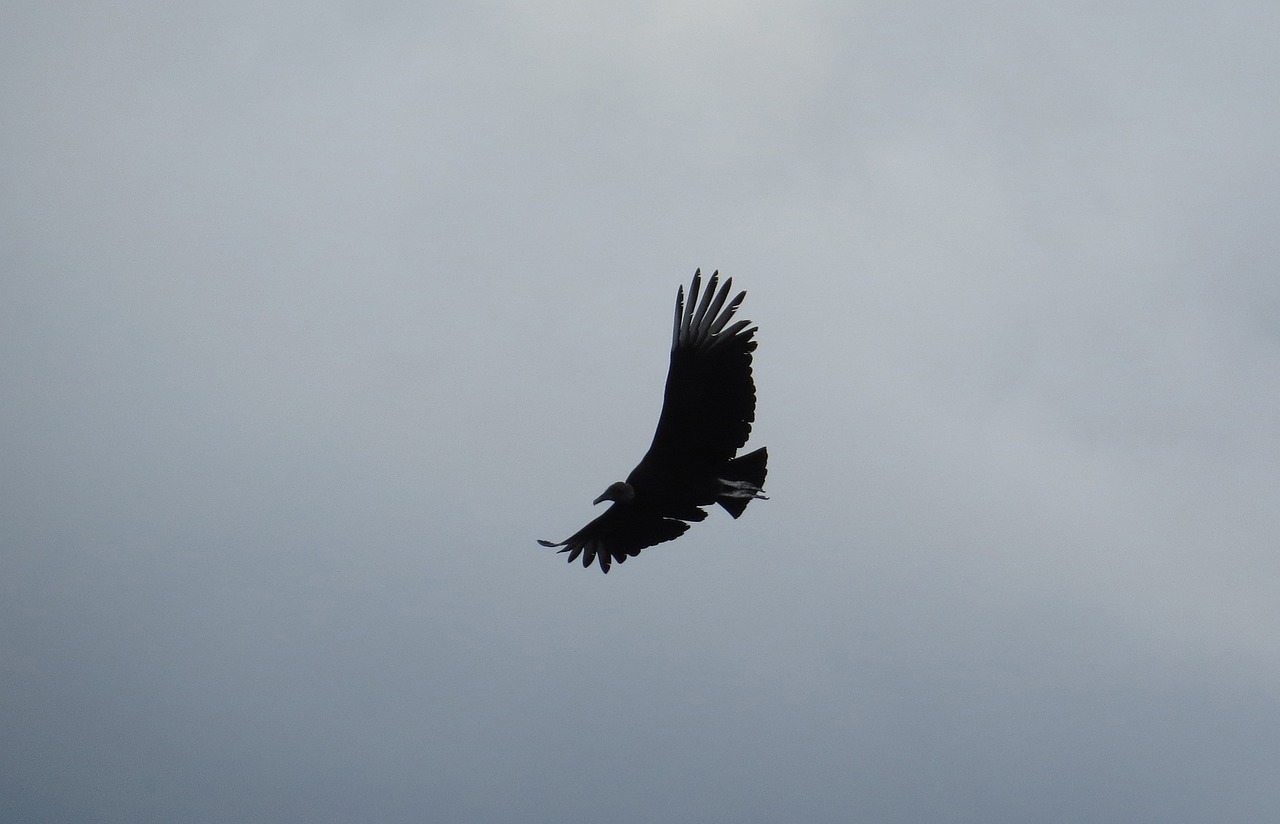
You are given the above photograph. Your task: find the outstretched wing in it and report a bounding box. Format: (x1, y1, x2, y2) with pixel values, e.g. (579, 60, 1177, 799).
(537, 506, 690, 573)
(627, 269, 760, 490)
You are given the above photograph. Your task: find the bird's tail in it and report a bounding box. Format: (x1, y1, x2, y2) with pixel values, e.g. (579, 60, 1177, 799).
(717, 447, 768, 518)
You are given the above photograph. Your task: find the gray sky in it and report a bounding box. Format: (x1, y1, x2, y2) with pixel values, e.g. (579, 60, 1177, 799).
(3, 2, 1279, 822)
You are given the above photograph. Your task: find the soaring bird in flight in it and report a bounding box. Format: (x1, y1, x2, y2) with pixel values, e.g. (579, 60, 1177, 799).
(538, 270, 768, 572)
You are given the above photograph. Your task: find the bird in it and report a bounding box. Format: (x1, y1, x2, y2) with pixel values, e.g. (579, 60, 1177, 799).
(537, 269, 768, 573)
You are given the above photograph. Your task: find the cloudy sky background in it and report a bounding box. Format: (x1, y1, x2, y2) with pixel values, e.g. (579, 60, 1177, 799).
(3, 2, 1278, 821)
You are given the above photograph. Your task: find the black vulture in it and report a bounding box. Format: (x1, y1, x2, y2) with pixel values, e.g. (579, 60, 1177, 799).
(537, 269, 768, 573)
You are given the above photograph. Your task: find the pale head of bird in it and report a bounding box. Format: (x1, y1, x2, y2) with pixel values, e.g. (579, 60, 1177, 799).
(594, 481, 635, 505)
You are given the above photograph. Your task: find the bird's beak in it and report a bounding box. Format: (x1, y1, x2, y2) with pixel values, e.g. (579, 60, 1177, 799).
(593, 492, 610, 505)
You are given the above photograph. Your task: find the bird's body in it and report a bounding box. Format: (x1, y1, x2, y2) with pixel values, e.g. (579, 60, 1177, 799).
(538, 270, 768, 572)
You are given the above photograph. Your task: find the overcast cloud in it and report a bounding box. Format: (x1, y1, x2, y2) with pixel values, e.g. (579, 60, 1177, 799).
(3, 2, 1278, 822)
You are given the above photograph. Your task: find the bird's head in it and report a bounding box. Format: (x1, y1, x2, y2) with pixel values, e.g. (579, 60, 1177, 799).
(594, 481, 635, 505)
